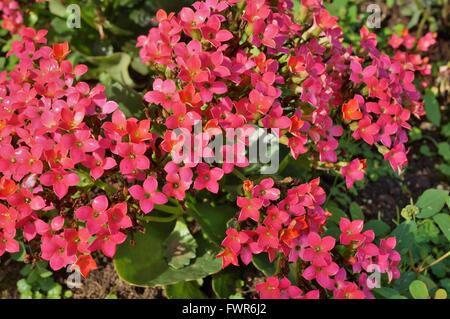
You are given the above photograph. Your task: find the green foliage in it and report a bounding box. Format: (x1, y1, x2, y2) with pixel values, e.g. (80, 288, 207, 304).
(114, 218, 222, 288)
(374, 189, 450, 299)
(17, 262, 72, 299)
(424, 90, 441, 126)
(409, 280, 430, 299)
(416, 189, 449, 218)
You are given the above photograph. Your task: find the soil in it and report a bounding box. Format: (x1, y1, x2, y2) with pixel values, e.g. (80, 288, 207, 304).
(0, 259, 21, 299)
(356, 127, 449, 224)
(71, 263, 162, 299)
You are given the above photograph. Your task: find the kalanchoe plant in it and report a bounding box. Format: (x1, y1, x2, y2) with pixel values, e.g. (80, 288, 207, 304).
(0, 0, 440, 299)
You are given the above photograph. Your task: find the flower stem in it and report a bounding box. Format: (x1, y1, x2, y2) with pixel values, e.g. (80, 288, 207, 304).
(418, 251, 450, 272)
(154, 204, 184, 215)
(139, 214, 179, 223)
(232, 168, 247, 181)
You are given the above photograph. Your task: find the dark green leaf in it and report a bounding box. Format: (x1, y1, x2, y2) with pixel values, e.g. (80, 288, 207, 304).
(364, 220, 390, 237)
(212, 269, 241, 299)
(424, 90, 441, 126)
(164, 221, 197, 269)
(187, 203, 235, 245)
(164, 281, 206, 299)
(416, 189, 449, 218)
(433, 213, 450, 242)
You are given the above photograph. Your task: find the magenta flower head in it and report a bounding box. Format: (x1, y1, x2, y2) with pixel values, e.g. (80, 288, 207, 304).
(129, 176, 168, 214)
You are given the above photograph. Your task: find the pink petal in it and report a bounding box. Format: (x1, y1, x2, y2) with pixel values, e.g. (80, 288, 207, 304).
(140, 199, 154, 214)
(92, 195, 109, 212)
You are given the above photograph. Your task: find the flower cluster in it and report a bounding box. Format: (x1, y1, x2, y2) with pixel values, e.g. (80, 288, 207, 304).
(343, 27, 436, 173)
(0, 0, 430, 297)
(219, 178, 400, 299)
(0, 0, 41, 34)
(137, 0, 434, 195)
(0, 28, 157, 274)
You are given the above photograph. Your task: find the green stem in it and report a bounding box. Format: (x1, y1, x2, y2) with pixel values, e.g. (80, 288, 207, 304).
(324, 173, 340, 207)
(418, 251, 450, 272)
(278, 153, 292, 173)
(232, 168, 247, 181)
(154, 204, 183, 215)
(139, 214, 179, 223)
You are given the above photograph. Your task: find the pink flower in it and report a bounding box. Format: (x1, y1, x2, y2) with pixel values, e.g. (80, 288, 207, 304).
(216, 247, 239, 268)
(221, 228, 249, 254)
(83, 151, 117, 180)
(237, 196, 264, 222)
(116, 142, 150, 175)
(253, 178, 280, 205)
(256, 225, 279, 249)
(340, 158, 366, 188)
(252, 20, 279, 48)
(263, 206, 289, 230)
(352, 116, 380, 145)
(40, 169, 79, 199)
(144, 79, 180, 110)
(89, 229, 127, 258)
(248, 89, 274, 115)
(129, 176, 168, 214)
(339, 218, 365, 245)
(417, 32, 436, 52)
(193, 163, 224, 193)
(75, 195, 109, 234)
(0, 228, 19, 257)
(200, 15, 233, 47)
(334, 282, 366, 299)
(162, 162, 193, 200)
(384, 144, 408, 173)
(107, 202, 132, 233)
(41, 234, 76, 270)
(60, 130, 99, 163)
(349, 60, 377, 84)
(317, 139, 338, 162)
(302, 257, 339, 289)
(302, 232, 335, 264)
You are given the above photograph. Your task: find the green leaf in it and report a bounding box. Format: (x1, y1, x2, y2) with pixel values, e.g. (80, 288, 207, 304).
(416, 219, 440, 243)
(114, 221, 176, 286)
(164, 281, 206, 299)
(326, 201, 348, 224)
(114, 220, 221, 287)
(11, 242, 27, 262)
(16, 279, 31, 294)
(420, 145, 433, 156)
(438, 142, 450, 161)
(372, 287, 406, 299)
(47, 283, 63, 299)
(86, 53, 135, 87)
(416, 189, 449, 218)
(349, 202, 364, 220)
(212, 269, 241, 299)
(187, 203, 235, 245)
(439, 278, 450, 294)
(424, 90, 441, 126)
(76, 169, 94, 188)
(364, 220, 390, 237)
(48, 0, 68, 18)
(390, 221, 417, 253)
(164, 221, 197, 269)
(409, 280, 430, 299)
(439, 163, 450, 176)
(105, 82, 144, 119)
(442, 123, 450, 138)
(433, 213, 450, 242)
(252, 254, 276, 277)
